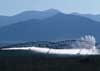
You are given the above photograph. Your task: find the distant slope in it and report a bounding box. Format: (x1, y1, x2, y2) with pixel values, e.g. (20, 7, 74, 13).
(0, 9, 60, 27)
(72, 13, 100, 22)
(0, 16, 10, 27)
(10, 9, 60, 23)
(0, 13, 100, 41)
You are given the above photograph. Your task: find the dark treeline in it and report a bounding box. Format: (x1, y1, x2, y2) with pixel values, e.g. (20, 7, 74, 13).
(0, 40, 77, 49)
(0, 40, 100, 49)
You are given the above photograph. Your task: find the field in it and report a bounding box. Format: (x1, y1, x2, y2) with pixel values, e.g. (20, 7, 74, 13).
(0, 50, 100, 71)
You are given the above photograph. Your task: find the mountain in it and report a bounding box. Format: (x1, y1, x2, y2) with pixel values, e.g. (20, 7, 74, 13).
(1, 9, 100, 27)
(11, 9, 60, 22)
(0, 9, 60, 27)
(0, 16, 10, 27)
(72, 13, 100, 22)
(0, 13, 100, 41)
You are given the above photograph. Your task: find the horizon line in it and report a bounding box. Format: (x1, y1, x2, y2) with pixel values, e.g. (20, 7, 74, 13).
(0, 9, 100, 16)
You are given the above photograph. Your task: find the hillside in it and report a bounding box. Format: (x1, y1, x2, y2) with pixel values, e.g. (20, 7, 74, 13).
(0, 9, 59, 27)
(0, 13, 100, 41)
(72, 13, 100, 22)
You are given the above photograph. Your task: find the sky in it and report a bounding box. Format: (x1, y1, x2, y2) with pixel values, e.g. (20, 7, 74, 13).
(0, 0, 100, 16)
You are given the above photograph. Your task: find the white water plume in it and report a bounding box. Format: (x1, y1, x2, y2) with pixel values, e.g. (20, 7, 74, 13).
(80, 35, 96, 49)
(72, 35, 96, 49)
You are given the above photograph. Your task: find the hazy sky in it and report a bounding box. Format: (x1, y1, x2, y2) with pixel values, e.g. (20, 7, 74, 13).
(0, 0, 100, 16)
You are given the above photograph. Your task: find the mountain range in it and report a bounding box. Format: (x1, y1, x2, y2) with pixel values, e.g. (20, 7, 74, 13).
(72, 12, 100, 22)
(0, 9, 60, 27)
(0, 9, 100, 42)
